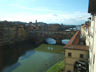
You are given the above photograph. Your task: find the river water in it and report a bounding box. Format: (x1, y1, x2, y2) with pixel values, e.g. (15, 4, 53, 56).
(0, 42, 66, 72)
(0, 38, 69, 72)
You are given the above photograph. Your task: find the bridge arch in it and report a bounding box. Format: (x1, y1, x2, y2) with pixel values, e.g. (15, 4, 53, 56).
(45, 38, 56, 44)
(29, 31, 76, 45)
(45, 37, 69, 45)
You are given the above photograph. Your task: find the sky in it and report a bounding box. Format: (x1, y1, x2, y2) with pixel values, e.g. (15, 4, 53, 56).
(0, 0, 90, 25)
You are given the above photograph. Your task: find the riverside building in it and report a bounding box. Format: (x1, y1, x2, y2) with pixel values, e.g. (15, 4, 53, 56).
(80, 0, 96, 72)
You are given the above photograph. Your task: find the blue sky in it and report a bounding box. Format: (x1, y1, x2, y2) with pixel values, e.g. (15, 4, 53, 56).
(0, 0, 90, 24)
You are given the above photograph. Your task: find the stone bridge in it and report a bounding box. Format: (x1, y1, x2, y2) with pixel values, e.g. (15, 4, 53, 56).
(29, 31, 76, 44)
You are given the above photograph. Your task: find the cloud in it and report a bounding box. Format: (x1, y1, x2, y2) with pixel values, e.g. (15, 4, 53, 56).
(1, 3, 90, 25)
(9, 4, 61, 13)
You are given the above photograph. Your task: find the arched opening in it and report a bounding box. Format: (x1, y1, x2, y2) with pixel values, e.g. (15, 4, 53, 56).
(62, 39, 69, 44)
(45, 38, 56, 44)
(46, 38, 69, 45)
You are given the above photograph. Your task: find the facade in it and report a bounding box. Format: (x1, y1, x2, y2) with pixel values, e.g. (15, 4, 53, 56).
(16, 24, 27, 40)
(81, 22, 90, 46)
(0, 21, 28, 46)
(88, 14, 96, 72)
(64, 45, 88, 72)
(81, 0, 96, 71)
(88, 0, 96, 72)
(81, 16, 96, 72)
(0, 23, 9, 45)
(64, 31, 89, 72)
(47, 24, 60, 31)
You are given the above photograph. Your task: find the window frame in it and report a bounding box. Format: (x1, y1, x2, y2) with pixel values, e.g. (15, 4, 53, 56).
(80, 54, 84, 58)
(68, 52, 72, 57)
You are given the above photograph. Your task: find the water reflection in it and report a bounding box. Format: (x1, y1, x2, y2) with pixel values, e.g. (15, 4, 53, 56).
(2, 62, 20, 72)
(48, 47, 54, 51)
(12, 51, 64, 72)
(0, 42, 34, 72)
(0, 43, 64, 72)
(0, 46, 19, 71)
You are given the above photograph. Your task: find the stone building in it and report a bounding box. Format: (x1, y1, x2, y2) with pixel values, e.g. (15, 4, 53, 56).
(0, 21, 28, 46)
(80, 0, 96, 71)
(64, 31, 89, 72)
(81, 22, 90, 46)
(0, 21, 10, 46)
(88, 0, 96, 72)
(16, 24, 27, 40)
(8, 24, 17, 44)
(64, 45, 88, 72)
(47, 24, 60, 31)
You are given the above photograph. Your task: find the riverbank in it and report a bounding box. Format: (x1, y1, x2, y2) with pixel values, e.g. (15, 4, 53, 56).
(35, 44, 65, 53)
(47, 60, 65, 72)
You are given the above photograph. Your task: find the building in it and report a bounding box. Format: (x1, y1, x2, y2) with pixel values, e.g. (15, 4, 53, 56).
(88, 0, 96, 72)
(0, 22, 9, 46)
(0, 21, 29, 46)
(64, 45, 88, 72)
(47, 24, 60, 31)
(64, 31, 89, 72)
(80, 0, 96, 72)
(81, 22, 90, 46)
(16, 24, 27, 40)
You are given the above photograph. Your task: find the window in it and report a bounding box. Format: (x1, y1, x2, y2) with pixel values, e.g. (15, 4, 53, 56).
(67, 70, 71, 72)
(80, 54, 84, 58)
(68, 52, 71, 57)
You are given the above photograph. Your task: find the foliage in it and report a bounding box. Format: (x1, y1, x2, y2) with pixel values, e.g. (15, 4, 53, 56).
(47, 60, 65, 72)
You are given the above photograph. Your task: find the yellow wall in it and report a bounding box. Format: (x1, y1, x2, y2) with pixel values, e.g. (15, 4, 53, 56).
(64, 49, 88, 72)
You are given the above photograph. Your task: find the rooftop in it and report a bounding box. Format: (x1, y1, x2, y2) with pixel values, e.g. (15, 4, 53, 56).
(88, 0, 96, 14)
(64, 30, 89, 51)
(65, 31, 80, 47)
(64, 45, 88, 51)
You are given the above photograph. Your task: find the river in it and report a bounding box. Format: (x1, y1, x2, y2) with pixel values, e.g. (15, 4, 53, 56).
(0, 42, 65, 72)
(0, 38, 69, 72)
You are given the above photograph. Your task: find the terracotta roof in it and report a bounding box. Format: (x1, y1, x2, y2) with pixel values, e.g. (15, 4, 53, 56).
(64, 30, 89, 51)
(64, 45, 89, 51)
(88, 0, 96, 14)
(65, 31, 80, 47)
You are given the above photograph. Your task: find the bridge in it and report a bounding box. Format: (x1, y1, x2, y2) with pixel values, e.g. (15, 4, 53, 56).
(29, 31, 76, 44)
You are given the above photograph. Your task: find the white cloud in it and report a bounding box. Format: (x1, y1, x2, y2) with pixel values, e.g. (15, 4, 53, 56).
(0, 8, 90, 25)
(9, 4, 61, 13)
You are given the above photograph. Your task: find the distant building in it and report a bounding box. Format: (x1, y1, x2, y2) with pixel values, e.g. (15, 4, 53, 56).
(35, 20, 37, 24)
(0, 21, 28, 46)
(16, 24, 27, 40)
(0, 21, 9, 45)
(47, 24, 60, 31)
